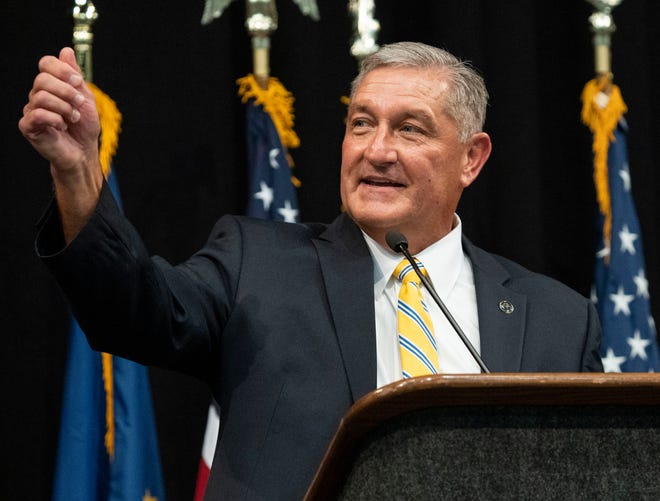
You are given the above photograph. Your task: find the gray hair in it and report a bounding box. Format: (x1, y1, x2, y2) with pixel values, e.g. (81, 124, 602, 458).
(350, 41, 488, 142)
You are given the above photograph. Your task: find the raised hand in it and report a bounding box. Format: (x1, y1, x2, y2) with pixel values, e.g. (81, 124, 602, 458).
(19, 47, 104, 242)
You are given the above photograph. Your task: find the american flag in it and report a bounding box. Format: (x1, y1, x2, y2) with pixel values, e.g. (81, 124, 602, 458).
(593, 121, 660, 372)
(245, 99, 300, 223)
(194, 88, 300, 501)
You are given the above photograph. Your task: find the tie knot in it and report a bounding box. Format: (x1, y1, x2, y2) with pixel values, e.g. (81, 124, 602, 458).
(393, 258, 427, 285)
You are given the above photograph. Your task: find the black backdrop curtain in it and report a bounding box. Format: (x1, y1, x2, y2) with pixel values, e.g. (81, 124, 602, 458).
(2, 1, 659, 499)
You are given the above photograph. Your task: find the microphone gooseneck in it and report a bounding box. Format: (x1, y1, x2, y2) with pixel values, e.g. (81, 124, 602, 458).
(385, 230, 491, 374)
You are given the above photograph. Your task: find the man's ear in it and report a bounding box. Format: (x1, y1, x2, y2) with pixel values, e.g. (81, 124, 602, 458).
(461, 132, 492, 188)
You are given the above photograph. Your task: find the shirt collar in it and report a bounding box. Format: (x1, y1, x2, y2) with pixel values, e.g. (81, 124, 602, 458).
(363, 215, 465, 300)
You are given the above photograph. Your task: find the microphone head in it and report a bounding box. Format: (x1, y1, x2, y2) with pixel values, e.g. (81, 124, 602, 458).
(385, 230, 408, 253)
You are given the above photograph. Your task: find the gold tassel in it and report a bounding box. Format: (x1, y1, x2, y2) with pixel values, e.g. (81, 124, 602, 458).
(237, 74, 300, 151)
(88, 83, 122, 179)
(80, 86, 119, 461)
(101, 352, 115, 460)
(237, 74, 301, 186)
(580, 76, 627, 255)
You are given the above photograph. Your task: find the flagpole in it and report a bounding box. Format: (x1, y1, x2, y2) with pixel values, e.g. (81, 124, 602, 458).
(246, 0, 277, 89)
(53, 4, 166, 499)
(582, 0, 626, 254)
(585, 0, 622, 80)
(73, 0, 98, 82)
(73, 0, 120, 462)
(195, 2, 311, 498)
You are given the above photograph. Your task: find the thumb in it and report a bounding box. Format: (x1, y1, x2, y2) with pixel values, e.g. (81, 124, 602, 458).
(59, 47, 84, 79)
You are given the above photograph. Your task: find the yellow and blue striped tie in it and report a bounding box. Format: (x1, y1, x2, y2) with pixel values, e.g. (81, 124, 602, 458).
(393, 258, 439, 378)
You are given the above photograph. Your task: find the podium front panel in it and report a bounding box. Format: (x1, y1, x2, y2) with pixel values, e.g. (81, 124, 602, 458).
(340, 404, 660, 500)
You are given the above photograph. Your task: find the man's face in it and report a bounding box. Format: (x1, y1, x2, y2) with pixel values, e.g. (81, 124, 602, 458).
(340, 66, 488, 253)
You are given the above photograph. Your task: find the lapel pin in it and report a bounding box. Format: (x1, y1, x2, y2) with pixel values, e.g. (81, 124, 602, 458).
(499, 300, 515, 314)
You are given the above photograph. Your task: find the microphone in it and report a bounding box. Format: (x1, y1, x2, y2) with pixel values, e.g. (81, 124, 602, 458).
(386, 230, 491, 374)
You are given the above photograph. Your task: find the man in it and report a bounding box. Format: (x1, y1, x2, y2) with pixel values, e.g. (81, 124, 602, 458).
(20, 42, 602, 499)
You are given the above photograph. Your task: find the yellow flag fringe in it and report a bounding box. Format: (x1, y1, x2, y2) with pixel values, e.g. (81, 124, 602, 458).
(236, 74, 301, 151)
(88, 82, 122, 180)
(580, 77, 627, 253)
(85, 83, 121, 460)
(101, 352, 115, 460)
(237, 74, 301, 186)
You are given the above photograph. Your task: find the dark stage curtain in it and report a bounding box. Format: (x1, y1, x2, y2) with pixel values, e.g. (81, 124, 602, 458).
(2, 1, 658, 499)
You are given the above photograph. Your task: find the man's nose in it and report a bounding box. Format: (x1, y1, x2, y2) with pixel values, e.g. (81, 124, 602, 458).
(364, 126, 397, 166)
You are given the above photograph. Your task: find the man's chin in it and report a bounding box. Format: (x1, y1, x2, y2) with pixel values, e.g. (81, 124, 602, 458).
(350, 211, 406, 235)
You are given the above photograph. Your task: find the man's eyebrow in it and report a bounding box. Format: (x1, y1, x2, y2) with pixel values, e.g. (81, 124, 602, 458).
(401, 109, 435, 124)
(348, 103, 434, 121)
(347, 103, 372, 115)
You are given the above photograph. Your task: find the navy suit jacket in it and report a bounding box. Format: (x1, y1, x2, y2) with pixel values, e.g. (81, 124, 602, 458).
(38, 184, 602, 500)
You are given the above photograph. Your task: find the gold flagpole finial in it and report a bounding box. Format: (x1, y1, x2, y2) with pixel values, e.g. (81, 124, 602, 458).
(585, 0, 623, 79)
(72, 0, 123, 180)
(73, 0, 98, 82)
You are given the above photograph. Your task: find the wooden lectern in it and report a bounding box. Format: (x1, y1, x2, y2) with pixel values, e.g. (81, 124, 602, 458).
(305, 374, 660, 500)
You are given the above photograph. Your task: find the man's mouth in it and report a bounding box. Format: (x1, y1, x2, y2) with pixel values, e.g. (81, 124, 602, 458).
(361, 177, 405, 188)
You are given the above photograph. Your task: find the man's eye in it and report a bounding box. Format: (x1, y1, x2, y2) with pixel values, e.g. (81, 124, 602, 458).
(401, 124, 420, 133)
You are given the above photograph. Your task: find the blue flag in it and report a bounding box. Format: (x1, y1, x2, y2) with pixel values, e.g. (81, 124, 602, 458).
(593, 121, 660, 372)
(52, 173, 166, 501)
(245, 100, 300, 222)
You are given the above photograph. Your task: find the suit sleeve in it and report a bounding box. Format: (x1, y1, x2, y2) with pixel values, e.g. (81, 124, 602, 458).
(36, 181, 241, 382)
(581, 301, 604, 372)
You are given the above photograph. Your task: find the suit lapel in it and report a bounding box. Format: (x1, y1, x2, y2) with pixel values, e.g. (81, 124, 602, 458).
(463, 238, 527, 372)
(312, 214, 376, 402)
(310, 225, 527, 390)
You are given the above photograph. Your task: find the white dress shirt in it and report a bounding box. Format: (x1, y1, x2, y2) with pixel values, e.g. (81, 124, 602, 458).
(363, 216, 482, 388)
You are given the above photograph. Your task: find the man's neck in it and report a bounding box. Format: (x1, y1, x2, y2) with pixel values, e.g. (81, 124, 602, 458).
(361, 218, 459, 256)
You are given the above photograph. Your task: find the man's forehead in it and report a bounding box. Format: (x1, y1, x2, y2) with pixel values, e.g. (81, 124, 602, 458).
(354, 66, 450, 99)
(350, 67, 450, 116)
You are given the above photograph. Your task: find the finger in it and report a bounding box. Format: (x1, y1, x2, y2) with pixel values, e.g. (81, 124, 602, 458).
(32, 71, 86, 112)
(38, 53, 84, 90)
(19, 107, 69, 136)
(57, 48, 97, 109)
(29, 88, 82, 124)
